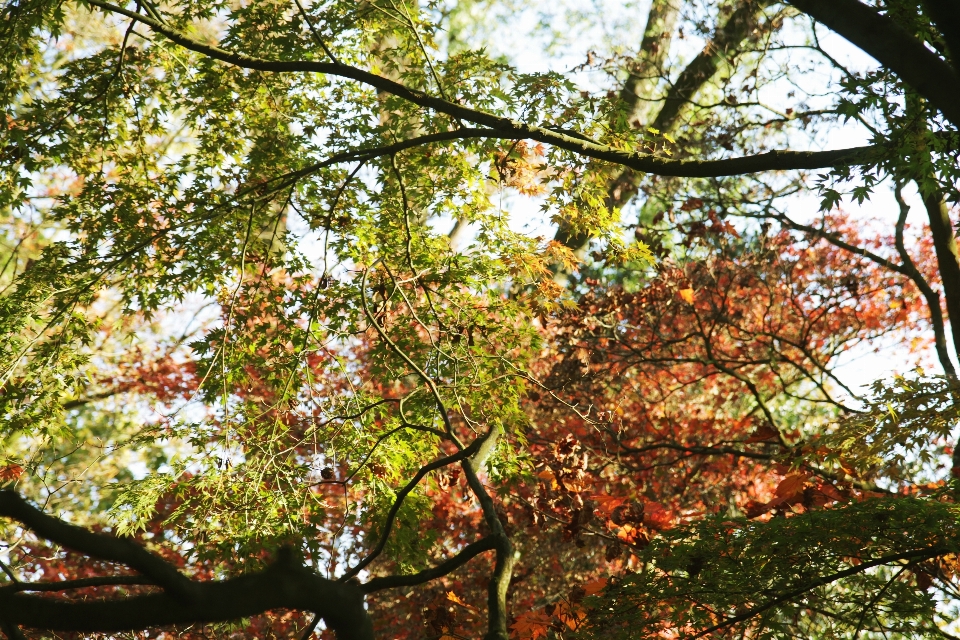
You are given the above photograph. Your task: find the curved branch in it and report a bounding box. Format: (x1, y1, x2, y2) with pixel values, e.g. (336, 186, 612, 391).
(0, 491, 192, 599)
(83, 0, 883, 179)
(787, 0, 960, 128)
(361, 535, 496, 593)
(339, 435, 486, 581)
(0, 556, 371, 640)
(892, 185, 957, 379)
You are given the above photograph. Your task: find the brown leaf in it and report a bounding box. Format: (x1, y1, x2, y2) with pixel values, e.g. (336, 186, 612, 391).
(775, 473, 809, 499)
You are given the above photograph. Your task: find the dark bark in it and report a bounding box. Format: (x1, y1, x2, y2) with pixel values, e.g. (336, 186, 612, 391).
(0, 558, 371, 640)
(0, 491, 373, 640)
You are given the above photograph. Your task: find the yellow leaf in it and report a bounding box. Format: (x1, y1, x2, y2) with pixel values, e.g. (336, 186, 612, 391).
(646, 126, 660, 135)
(663, 132, 676, 144)
(537, 278, 565, 300)
(446, 591, 478, 612)
(679, 288, 694, 304)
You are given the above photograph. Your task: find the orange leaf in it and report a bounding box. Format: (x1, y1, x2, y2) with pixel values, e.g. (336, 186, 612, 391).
(590, 494, 627, 515)
(678, 288, 694, 304)
(582, 578, 608, 596)
(511, 612, 552, 640)
(643, 501, 672, 530)
(0, 465, 23, 481)
(775, 473, 808, 499)
(446, 591, 478, 612)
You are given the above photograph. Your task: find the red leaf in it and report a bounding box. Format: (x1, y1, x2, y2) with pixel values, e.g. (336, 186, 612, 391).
(0, 465, 23, 481)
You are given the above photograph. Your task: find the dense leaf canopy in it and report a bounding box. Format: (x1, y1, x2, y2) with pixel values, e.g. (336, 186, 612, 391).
(1, 0, 960, 639)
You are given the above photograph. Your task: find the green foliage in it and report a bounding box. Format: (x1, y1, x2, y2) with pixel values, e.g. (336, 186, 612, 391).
(587, 497, 960, 640)
(814, 373, 960, 485)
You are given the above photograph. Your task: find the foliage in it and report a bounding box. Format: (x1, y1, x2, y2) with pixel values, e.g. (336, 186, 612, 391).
(0, 0, 959, 639)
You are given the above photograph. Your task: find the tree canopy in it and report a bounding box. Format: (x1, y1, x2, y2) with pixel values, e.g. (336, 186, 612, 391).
(1, 0, 960, 639)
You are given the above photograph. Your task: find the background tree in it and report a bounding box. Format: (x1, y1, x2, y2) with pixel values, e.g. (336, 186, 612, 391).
(1, 1, 959, 639)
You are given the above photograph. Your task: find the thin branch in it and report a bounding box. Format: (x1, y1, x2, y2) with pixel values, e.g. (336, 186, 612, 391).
(82, 0, 885, 179)
(691, 547, 947, 638)
(0, 575, 156, 593)
(361, 535, 496, 593)
(787, 0, 960, 127)
(338, 435, 485, 581)
(299, 613, 321, 640)
(893, 184, 957, 379)
(291, 0, 340, 64)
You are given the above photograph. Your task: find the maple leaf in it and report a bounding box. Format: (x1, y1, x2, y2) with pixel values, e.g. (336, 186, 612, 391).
(678, 288, 694, 304)
(446, 591, 478, 613)
(582, 578, 608, 596)
(510, 612, 552, 640)
(643, 501, 671, 530)
(0, 465, 23, 481)
(776, 473, 809, 500)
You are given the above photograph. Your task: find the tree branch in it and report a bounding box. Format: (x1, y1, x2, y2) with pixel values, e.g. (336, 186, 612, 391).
(83, 0, 882, 179)
(787, 0, 960, 128)
(461, 456, 515, 640)
(361, 535, 496, 593)
(0, 491, 193, 599)
(338, 434, 485, 581)
(892, 185, 957, 379)
(0, 557, 372, 640)
(0, 494, 373, 640)
(919, 189, 960, 366)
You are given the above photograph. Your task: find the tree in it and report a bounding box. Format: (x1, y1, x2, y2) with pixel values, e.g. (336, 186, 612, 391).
(1, 0, 959, 639)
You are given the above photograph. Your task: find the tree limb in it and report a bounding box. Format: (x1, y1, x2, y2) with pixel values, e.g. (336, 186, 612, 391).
(787, 0, 960, 128)
(361, 535, 496, 593)
(338, 434, 485, 581)
(0, 491, 193, 600)
(0, 493, 372, 640)
(892, 184, 957, 379)
(82, 0, 882, 179)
